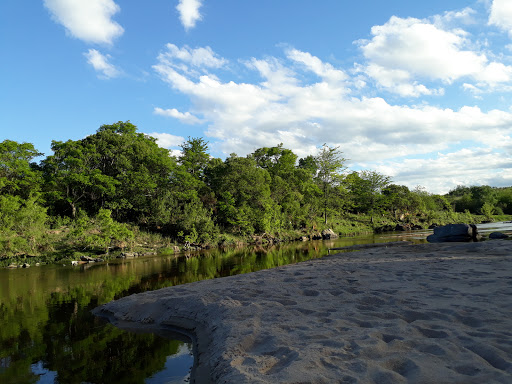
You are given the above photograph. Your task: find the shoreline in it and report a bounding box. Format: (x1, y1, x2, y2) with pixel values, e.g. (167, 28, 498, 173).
(93, 240, 512, 383)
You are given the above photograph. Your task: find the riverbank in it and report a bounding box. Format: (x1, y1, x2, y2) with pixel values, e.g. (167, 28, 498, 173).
(94, 239, 512, 383)
(4, 213, 506, 268)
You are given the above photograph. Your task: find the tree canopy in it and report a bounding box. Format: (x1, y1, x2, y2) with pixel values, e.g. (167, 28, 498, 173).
(1, 121, 509, 256)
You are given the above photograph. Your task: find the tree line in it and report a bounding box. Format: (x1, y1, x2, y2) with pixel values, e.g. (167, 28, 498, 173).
(1, 121, 511, 257)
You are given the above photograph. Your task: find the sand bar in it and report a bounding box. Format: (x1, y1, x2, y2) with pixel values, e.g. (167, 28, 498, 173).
(93, 240, 512, 383)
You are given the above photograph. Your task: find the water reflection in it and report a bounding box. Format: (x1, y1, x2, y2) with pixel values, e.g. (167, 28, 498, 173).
(477, 221, 512, 234)
(0, 263, 193, 384)
(0, 230, 427, 384)
(1, 224, 508, 383)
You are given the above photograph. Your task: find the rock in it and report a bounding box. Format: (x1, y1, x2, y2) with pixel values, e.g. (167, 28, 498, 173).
(22, 263, 30, 268)
(71, 260, 79, 266)
(395, 224, 409, 231)
(489, 232, 509, 239)
(121, 252, 137, 258)
(7, 264, 18, 269)
(80, 255, 95, 262)
(427, 224, 479, 243)
(374, 225, 394, 233)
(428, 224, 438, 229)
(394, 223, 422, 231)
(321, 229, 338, 240)
(298, 236, 308, 241)
(172, 246, 180, 253)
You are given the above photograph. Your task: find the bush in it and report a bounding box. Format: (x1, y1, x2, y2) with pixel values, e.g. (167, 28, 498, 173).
(480, 202, 495, 221)
(0, 195, 49, 256)
(66, 209, 134, 253)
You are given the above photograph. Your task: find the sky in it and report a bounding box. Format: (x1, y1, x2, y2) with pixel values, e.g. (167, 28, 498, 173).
(1, 0, 511, 194)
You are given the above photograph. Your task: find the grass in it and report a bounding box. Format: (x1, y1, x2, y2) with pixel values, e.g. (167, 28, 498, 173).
(2, 212, 511, 268)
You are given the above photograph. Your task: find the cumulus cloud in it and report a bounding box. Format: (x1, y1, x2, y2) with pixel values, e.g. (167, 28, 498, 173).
(489, 0, 512, 37)
(157, 44, 227, 71)
(357, 16, 512, 95)
(146, 132, 185, 156)
(43, 0, 123, 45)
(360, 63, 443, 97)
(154, 45, 512, 170)
(84, 49, 121, 78)
(372, 147, 512, 194)
(433, 7, 477, 27)
(286, 49, 348, 84)
(154, 107, 203, 124)
(176, 0, 203, 31)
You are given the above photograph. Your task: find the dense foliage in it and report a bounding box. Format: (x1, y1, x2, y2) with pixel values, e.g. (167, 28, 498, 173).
(1, 121, 510, 258)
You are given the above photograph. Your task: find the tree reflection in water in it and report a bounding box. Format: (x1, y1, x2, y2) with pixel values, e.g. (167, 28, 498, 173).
(1, 233, 425, 383)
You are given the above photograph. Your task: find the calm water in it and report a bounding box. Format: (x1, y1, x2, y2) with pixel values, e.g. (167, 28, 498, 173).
(0, 223, 509, 383)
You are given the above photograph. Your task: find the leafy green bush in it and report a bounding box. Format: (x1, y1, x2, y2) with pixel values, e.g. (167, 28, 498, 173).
(480, 202, 495, 221)
(0, 195, 49, 256)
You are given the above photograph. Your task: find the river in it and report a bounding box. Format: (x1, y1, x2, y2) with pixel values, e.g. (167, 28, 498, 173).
(0, 223, 510, 383)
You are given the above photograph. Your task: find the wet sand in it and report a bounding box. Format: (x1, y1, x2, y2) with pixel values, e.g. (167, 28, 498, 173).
(93, 240, 512, 383)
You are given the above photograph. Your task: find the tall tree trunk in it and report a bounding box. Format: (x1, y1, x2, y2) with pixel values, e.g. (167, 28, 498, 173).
(70, 202, 76, 218)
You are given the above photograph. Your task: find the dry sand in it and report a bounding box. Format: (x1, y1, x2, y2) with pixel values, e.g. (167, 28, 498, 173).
(93, 240, 512, 383)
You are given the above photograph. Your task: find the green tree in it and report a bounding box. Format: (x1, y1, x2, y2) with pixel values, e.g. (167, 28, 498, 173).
(480, 202, 495, 221)
(496, 187, 512, 214)
(41, 139, 118, 218)
(208, 154, 276, 234)
(41, 122, 177, 226)
(91, 122, 177, 224)
(179, 137, 210, 179)
(315, 144, 347, 225)
(298, 155, 318, 176)
(165, 138, 218, 242)
(93, 209, 134, 253)
(382, 184, 412, 218)
(350, 170, 391, 214)
(251, 145, 316, 230)
(0, 195, 48, 256)
(0, 140, 43, 199)
(447, 185, 499, 214)
(251, 143, 297, 178)
(470, 185, 498, 214)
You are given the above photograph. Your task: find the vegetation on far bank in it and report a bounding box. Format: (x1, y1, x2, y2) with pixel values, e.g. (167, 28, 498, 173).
(1, 121, 511, 266)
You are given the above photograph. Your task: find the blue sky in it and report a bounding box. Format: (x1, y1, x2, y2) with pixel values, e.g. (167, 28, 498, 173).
(1, 0, 511, 194)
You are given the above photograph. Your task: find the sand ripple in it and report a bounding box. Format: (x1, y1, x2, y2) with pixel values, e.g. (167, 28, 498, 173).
(94, 240, 512, 383)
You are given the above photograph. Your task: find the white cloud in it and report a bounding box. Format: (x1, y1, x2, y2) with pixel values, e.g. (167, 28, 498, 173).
(176, 0, 203, 31)
(434, 7, 477, 27)
(154, 45, 512, 168)
(286, 49, 348, 84)
(360, 17, 484, 82)
(84, 49, 121, 78)
(489, 0, 512, 37)
(157, 44, 227, 71)
(357, 16, 512, 95)
(372, 147, 512, 194)
(147, 132, 185, 154)
(361, 64, 443, 97)
(44, 0, 123, 45)
(478, 62, 512, 86)
(154, 107, 203, 124)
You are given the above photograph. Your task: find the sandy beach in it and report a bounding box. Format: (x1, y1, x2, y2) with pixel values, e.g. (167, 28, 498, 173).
(93, 240, 512, 383)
